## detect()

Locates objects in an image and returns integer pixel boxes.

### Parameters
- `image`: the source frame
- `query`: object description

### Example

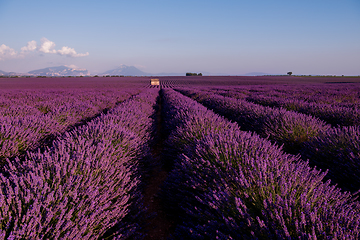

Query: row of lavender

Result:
[0,89,158,239]
[245,84,360,126]
[177,88,360,194]
[159,88,360,239]
[247,96,360,126]
[176,88,329,150]
[145,79,184,88]
[205,83,360,126]
[211,83,360,106]
[0,88,140,161]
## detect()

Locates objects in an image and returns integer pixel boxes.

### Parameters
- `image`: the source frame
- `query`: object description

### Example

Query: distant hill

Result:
[243,72,269,76]
[28,66,90,76]
[0,70,9,76]
[151,72,185,76]
[102,65,190,76]
[102,65,148,76]
[2,65,271,77]
[0,71,21,76]
[1,65,185,77]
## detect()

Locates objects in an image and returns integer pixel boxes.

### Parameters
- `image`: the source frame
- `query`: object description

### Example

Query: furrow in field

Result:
[142,90,175,239]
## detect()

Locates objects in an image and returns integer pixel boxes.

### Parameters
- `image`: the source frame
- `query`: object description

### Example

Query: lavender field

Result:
[0,76,360,239]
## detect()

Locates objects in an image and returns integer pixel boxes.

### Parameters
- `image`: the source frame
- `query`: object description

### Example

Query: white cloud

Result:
[38,37,57,54]
[1,38,89,60]
[0,44,18,60]
[21,40,37,52]
[57,46,89,57]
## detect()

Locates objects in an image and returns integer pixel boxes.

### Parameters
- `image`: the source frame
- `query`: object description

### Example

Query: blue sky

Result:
[0,0,359,75]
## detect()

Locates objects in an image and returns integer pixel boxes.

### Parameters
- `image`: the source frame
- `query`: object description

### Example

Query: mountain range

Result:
[0,70,23,76]
[100,65,191,76]
[101,65,148,76]
[0,70,8,76]
[0,65,269,77]
[28,66,90,76]
[0,66,89,77]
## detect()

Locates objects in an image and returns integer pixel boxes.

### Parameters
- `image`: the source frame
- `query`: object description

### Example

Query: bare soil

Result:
[142,91,175,239]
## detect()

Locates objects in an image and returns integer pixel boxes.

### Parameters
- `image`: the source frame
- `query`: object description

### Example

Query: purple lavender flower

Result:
[0,89,158,239]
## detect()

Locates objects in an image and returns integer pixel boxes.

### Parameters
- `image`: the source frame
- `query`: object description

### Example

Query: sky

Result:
[0,0,359,75]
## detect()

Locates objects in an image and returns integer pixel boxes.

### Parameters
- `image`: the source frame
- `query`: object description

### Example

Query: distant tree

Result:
[186,72,202,76]
[287,72,293,76]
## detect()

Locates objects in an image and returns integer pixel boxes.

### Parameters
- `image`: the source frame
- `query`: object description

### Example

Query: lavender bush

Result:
[0,89,158,239]
[207,83,360,126]
[247,95,360,126]
[0,89,140,161]
[177,88,330,153]
[160,88,360,239]
[301,126,360,193]
[178,87,360,195]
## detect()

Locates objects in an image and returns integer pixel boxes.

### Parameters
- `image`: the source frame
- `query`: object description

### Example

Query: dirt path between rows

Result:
[142,91,175,239]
